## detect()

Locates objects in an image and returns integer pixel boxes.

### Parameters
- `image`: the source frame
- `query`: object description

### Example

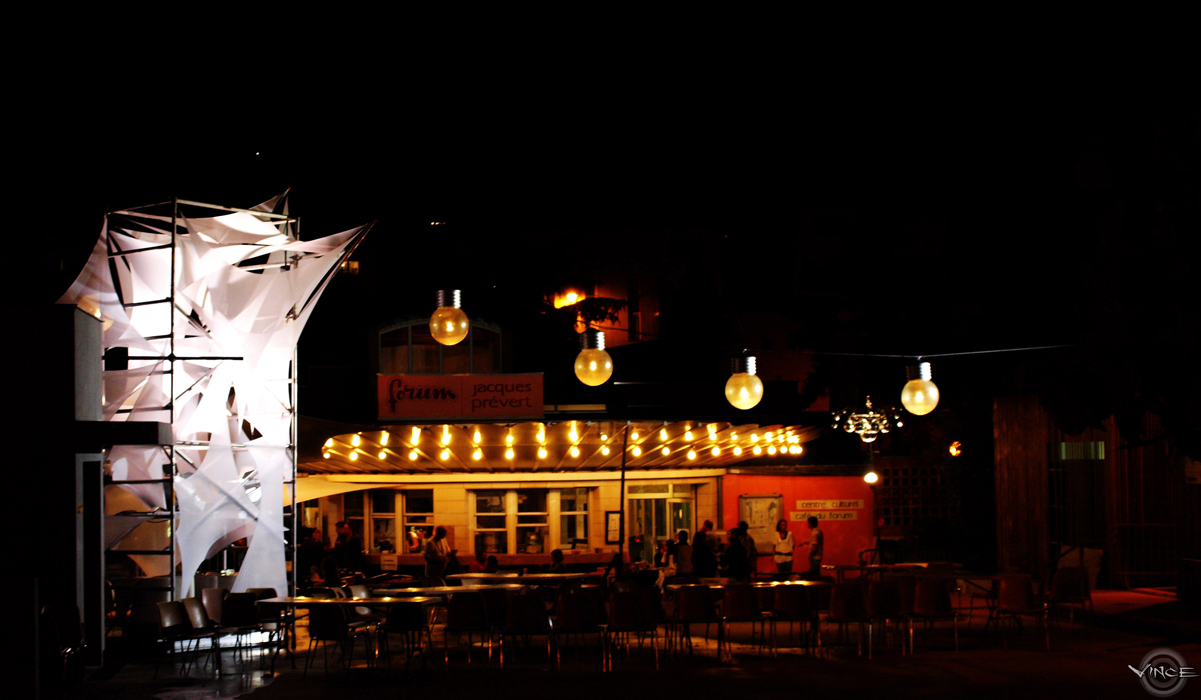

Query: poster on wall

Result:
[738,494,783,546]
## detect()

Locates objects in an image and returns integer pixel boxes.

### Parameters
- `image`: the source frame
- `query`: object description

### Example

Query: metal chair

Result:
[380,601,434,671]
[770,585,820,655]
[552,584,604,667]
[824,583,872,658]
[304,604,372,677]
[997,574,1048,650]
[604,591,658,672]
[502,586,556,666]
[444,590,493,665]
[1046,566,1092,626]
[909,578,959,653]
[867,580,906,655]
[721,584,770,660]
[671,585,721,657]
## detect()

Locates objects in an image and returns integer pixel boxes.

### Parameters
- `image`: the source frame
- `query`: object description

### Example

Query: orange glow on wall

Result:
[553,290,587,308]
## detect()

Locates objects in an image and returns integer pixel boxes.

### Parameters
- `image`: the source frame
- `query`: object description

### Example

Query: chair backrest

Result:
[222,592,259,627]
[385,601,428,632]
[912,579,953,617]
[554,586,590,632]
[1049,567,1089,602]
[772,585,814,620]
[507,587,551,634]
[722,584,760,621]
[182,597,211,630]
[157,601,188,634]
[478,587,510,628]
[307,604,352,641]
[827,583,868,621]
[446,591,488,631]
[246,588,277,600]
[998,574,1036,613]
[674,585,715,623]
[755,586,777,612]
[607,591,646,632]
[888,575,915,614]
[200,588,225,625]
[348,584,371,598]
[867,580,904,619]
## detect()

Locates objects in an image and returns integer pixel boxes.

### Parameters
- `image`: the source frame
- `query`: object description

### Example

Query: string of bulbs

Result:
[429,289,1070,420]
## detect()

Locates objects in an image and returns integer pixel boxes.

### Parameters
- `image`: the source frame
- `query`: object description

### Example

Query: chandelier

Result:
[832,396,903,443]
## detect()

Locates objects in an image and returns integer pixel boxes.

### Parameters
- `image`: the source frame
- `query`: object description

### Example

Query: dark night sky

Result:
[37,77,1199,439]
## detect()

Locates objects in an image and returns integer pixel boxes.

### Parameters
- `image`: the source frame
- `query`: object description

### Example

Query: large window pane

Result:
[379,328,409,374]
[560,487,588,512]
[343,491,364,517]
[517,490,547,513]
[517,526,549,554]
[476,490,505,513]
[371,490,396,514]
[561,513,588,549]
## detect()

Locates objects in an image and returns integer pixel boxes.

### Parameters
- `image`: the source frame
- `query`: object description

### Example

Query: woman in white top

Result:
[772,519,796,573]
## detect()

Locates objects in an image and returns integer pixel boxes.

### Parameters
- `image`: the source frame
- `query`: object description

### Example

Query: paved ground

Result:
[64,588,1201,700]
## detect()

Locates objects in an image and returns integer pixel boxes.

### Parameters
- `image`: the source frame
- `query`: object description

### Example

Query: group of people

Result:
[297,520,368,587]
[659,516,824,581]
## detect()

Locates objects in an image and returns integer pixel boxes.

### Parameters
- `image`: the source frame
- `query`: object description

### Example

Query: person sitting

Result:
[546,549,567,573]
[483,555,500,574]
[468,551,488,573]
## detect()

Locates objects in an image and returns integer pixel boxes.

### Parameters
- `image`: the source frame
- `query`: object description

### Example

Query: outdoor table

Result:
[373,583,525,597]
[256,595,441,671]
[822,563,927,583]
[446,572,589,585]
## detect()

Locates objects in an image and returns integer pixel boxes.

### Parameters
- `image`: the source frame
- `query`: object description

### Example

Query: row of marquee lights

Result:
[429,290,941,416]
[322,423,805,463]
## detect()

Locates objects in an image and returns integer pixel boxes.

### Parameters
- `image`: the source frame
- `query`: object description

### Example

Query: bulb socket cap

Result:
[436,289,462,309]
[580,329,605,350]
[906,362,932,381]
[730,354,757,376]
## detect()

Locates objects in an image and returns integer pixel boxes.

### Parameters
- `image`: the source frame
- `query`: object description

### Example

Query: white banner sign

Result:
[796,499,864,510]
[792,511,858,521]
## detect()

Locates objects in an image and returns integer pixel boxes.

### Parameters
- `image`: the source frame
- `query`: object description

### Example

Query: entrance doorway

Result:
[628,484,694,564]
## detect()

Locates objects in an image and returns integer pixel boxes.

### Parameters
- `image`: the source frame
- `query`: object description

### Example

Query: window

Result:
[471,488,592,554]
[402,490,434,553]
[560,487,589,550]
[341,489,434,553]
[378,320,502,374]
[475,490,508,554]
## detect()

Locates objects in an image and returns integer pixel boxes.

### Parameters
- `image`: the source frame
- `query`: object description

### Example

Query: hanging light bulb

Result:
[411,427,421,445]
[430,289,470,346]
[505,447,515,460]
[380,432,389,446]
[349,451,358,461]
[440,448,450,460]
[687,450,697,460]
[538,447,548,459]
[900,361,940,416]
[725,352,764,410]
[864,471,879,484]
[661,446,670,456]
[323,452,331,459]
[473,429,481,444]
[378,450,387,460]
[601,445,611,456]
[574,329,613,386]
[472,448,483,460]
[711,446,720,457]
[570,446,580,458]
[409,450,418,460]
[631,446,642,457]
[324,438,334,448]
[351,434,361,446]
[733,446,742,456]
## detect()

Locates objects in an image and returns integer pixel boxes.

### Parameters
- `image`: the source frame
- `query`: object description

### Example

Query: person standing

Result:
[738,520,758,579]
[423,525,453,579]
[674,530,694,576]
[723,526,750,581]
[800,516,823,578]
[772,519,796,574]
[692,520,717,578]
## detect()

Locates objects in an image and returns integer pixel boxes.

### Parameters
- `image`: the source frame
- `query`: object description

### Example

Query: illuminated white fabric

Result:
[60,193,367,596]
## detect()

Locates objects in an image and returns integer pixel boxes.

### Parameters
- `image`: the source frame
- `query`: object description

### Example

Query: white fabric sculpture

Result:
[61,193,369,596]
